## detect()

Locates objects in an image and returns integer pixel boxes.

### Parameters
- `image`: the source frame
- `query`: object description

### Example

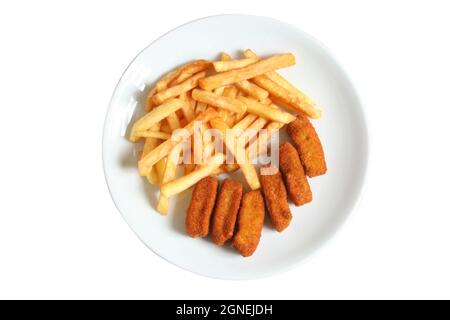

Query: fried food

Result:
[279,142,312,206]
[130,98,188,142]
[192,89,247,114]
[259,165,292,232]
[232,190,265,257]
[252,75,321,119]
[138,108,217,176]
[211,179,244,245]
[287,115,327,177]
[161,153,224,198]
[213,58,258,72]
[153,71,206,105]
[237,96,296,124]
[199,53,296,90]
[186,176,219,237]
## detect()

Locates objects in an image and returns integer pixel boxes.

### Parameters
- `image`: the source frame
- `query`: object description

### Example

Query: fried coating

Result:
[185,176,219,237]
[287,115,327,177]
[279,142,312,206]
[211,179,244,245]
[260,165,292,232]
[232,190,265,257]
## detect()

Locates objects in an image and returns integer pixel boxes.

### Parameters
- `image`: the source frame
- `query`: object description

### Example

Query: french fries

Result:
[252,75,321,118]
[129,49,324,217]
[210,118,260,190]
[138,108,217,176]
[156,60,210,92]
[153,71,206,105]
[235,80,269,100]
[130,98,187,142]
[134,131,172,140]
[244,49,321,118]
[199,53,295,90]
[213,58,258,72]
[237,96,296,123]
[157,143,183,214]
[161,153,225,198]
[192,89,246,114]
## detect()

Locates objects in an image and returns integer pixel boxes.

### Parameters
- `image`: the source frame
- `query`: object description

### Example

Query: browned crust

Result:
[259,165,292,232]
[232,190,265,257]
[287,115,327,177]
[185,176,219,237]
[279,142,312,206]
[211,179,244,245]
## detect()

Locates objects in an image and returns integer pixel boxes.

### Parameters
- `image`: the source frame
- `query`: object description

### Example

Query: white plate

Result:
[103,15,369,280]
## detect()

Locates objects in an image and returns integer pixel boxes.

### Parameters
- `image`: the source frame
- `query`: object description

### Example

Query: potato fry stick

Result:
[155,157,167,184]
[156,60,210,92]
[157,143,183,214]
[145,86,157,112]
[213,58,258,72]
[199,53,295,90]
[238,96,296,123]
[252,75,321,118]
[235,80,269,100]
[130,98,187,142]
[232,114,258,131]
[247,121,284,160]
[192,89,246,114]
[195,101,207,114]
[244,49,321,118]
[153,71,206,105]
[220,52,231,61]
[134,131,171,140]
[138,108,217,176]
[160,120,172,134]
[210,118,260,190]
[166,112,181,131]
[141,123,161,185]
[168,60,211,87]
[161,153,225,198]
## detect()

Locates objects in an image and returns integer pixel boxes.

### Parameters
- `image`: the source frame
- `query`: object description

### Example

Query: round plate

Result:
[103,14,369,279]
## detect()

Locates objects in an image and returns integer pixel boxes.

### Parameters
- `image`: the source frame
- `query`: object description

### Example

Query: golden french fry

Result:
[145,86,157,112]
[235,80,269,100]
[157,143,183,214]
[161,153,225,198]
[237,96,296,123]
[246,121,284,160]
[166,112,181,130]
[220,52,231,61]
[141,123,161,185]
[160,120,172,134]
[244,49,321,118]
[168,60,211,87]
[130,98,187,142]
[138,108,217,176]
[260,97,272,105]
[252,75,321,118]
[156,60,210,92]
[155,157,167,183]
[134,131,171,140]
[232,114,258,131]
[153,71,206,105]
[213,58,258,72]
[195,101,207,114]
[191,89,246,114]
[209,118,260,190]
[199,53,295,90]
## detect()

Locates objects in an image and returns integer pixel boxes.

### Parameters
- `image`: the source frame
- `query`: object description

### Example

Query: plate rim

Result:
[102,13,370,280]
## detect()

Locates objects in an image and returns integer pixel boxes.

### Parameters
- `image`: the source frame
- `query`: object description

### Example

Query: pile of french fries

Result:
[130,49,322,214]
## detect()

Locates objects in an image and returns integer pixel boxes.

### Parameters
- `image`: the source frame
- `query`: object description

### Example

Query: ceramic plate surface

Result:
[103,14,368,279]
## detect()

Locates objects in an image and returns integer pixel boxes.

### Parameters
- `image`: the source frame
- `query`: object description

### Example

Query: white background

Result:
[1,0,449,300]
